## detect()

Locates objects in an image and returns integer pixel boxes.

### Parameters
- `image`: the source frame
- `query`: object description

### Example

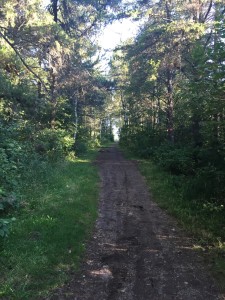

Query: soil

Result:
[48,145,224,300]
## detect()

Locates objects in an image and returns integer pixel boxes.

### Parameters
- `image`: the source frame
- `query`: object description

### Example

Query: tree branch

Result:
[203,0,213,22]
[0,31,48,92]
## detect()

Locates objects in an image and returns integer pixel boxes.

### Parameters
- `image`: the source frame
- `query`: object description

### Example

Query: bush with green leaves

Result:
[0,217,16,238]
[0,137,25,193]
[153,143,196,176]
[119,125,165,158]
[74,127,102,155]
[184,165,225,203]
[34,128,74,160]
[0,189,17,239]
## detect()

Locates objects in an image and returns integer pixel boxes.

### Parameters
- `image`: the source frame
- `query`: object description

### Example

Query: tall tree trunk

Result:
[50,69,57,128]
[166,70,174,143]
[120,90,128,126]
[192,114,202,147]
[73,95,78,141]
[51,0,58,22]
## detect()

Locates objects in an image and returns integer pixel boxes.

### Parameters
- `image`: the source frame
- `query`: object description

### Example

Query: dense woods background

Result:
[0,0,120,237]
[115,0,225,212]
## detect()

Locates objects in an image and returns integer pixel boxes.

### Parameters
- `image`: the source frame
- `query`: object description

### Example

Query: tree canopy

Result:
[115,0,225,203]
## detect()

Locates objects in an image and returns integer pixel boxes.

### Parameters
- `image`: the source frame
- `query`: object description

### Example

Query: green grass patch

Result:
[0,152,99,299]
[138,159,225,291]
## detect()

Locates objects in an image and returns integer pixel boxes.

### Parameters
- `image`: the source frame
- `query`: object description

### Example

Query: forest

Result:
[0,0,117,237]
[117,0,225,204]
[0,0,225,298]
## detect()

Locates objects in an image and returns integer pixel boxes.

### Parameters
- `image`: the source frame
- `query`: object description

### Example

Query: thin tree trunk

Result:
[50,70,57,129]
[73,96,78,141]
[192,114,202,147]
[166,70,174,143]
[51,0,58,22]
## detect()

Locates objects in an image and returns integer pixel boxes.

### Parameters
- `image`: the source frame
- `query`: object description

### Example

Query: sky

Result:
[42,0,139,64]
[97,18,139,52]
[96,18,139,71]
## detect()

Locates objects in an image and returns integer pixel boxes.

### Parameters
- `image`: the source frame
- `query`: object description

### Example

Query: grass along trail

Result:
[1,145,224,299]
[0,152,99,299]
[48,145,223,300]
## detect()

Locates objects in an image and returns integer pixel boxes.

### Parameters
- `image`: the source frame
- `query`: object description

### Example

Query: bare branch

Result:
[0,31,48,92]
[203,0,213,22]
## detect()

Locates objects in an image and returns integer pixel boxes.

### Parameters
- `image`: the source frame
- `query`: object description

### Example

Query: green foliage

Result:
[118,0,225,222]
[0,217,16,238]
[137,158,225,290]
[153,143,195,175]
[120,125,225,205]
[0,154,99,299]
[0,127,27,240]
[34,129,74,160]
[74,127,102,155]
[0,219,10,238]
[100,132,114,144]
[0,0,115,240]
[184,165,225,203]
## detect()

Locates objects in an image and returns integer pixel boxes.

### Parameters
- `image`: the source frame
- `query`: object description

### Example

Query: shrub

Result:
[34,129,74,160]
[183,165,225,203]
[153,143,195,175]
[0,217,16,238]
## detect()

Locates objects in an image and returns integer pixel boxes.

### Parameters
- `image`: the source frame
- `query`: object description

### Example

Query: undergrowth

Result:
[138,159,225,291]
[0,150,99,299]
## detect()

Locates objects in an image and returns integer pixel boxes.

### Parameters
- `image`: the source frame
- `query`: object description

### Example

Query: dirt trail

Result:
[49,145,223,300]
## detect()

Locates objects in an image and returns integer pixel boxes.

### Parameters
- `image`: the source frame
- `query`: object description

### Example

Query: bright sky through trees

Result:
[97,19,139,66]
[98,19,138,51]
[42,0,139,68]
[41,0,139,141]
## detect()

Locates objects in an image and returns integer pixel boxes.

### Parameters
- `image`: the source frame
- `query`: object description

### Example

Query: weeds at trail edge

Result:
[0,153,99,299]
[138,159,225,292]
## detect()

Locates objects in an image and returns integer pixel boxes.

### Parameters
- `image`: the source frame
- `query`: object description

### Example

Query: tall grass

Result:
[138,159,225,290]
[0,154,99,299]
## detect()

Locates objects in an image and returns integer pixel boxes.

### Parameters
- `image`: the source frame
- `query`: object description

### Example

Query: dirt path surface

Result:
[49,145,223,300]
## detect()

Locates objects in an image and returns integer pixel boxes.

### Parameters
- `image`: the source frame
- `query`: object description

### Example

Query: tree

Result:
[116,0,225,200]
[0,0,117,211]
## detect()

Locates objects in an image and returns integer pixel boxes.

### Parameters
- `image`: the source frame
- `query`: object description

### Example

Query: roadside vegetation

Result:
[0,1,116,297]
[0,0,117,241]
[138,159,225,290]
[0,150,100,299]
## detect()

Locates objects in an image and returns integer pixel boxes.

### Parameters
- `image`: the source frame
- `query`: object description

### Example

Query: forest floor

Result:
[47,145,224,300]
